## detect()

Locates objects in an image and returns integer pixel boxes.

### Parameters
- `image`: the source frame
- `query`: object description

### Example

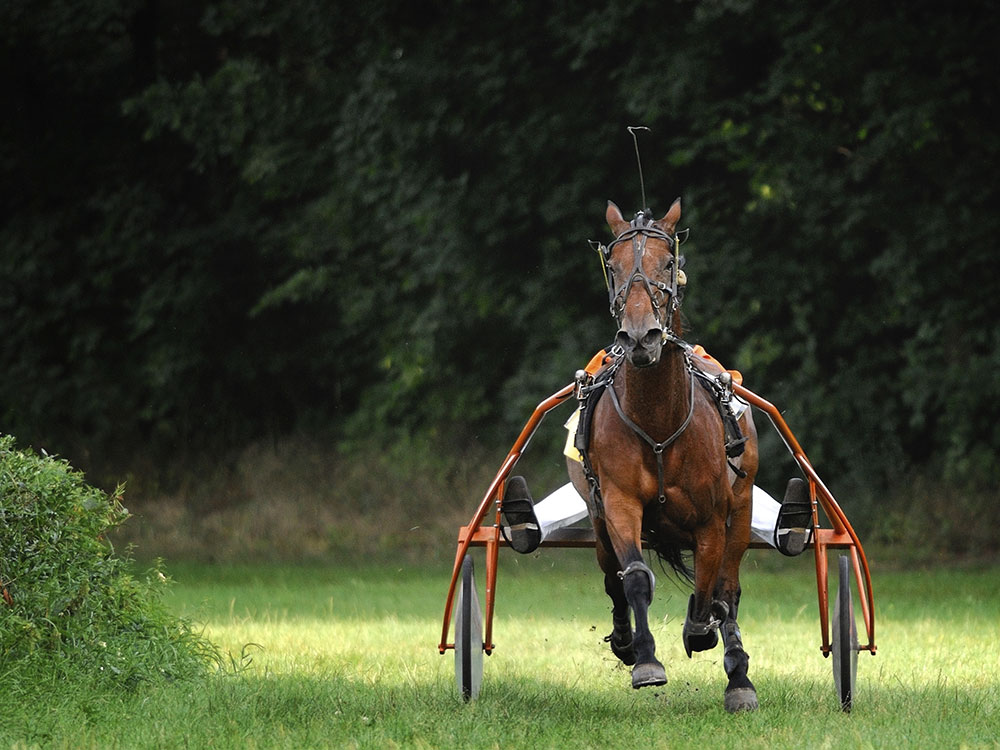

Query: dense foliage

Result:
[0,435,215,684]
[1,1,997,498]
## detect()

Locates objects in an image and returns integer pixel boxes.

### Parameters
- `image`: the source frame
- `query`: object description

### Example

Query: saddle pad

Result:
[564,407,583,462]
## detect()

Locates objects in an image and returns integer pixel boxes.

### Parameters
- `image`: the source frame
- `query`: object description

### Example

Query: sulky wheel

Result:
[454,555,484,701]
[831,554,860,711]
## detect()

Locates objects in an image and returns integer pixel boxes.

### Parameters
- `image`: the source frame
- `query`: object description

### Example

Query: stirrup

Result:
[499,476,541,554]
[774,477,813,556]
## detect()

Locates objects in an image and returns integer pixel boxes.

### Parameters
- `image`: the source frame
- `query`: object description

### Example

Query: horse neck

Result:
[621,340,691,438]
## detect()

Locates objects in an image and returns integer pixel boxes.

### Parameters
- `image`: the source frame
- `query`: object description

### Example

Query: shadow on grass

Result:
[12,666,997,750]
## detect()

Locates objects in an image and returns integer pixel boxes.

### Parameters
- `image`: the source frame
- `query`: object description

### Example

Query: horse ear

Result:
[606,201,628,236]
[658,197,682,232]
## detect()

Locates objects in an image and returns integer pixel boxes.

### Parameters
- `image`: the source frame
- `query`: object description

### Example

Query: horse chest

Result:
[650,483,728,532]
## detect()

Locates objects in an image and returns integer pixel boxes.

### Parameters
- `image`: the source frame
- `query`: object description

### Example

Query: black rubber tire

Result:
[455,555,483,701]
[832,554,859,711]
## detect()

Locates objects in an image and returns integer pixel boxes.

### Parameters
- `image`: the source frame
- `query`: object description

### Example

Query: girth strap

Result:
[574,355,622,520]
[690,367,749,478]
[606,365,696,504]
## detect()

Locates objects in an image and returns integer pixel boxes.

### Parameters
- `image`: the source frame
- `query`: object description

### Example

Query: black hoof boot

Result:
[604,626,636,666]
[775,477,812,557]
[682,595,726,657]
[500,476,541,554]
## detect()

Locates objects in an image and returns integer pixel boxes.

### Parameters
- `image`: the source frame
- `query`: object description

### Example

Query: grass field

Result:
[5,550,999,749]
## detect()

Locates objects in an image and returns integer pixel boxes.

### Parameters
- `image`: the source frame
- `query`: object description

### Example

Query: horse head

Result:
[603,198,684,367]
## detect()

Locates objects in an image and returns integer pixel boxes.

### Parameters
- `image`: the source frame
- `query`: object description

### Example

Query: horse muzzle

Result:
[615,326,663,368]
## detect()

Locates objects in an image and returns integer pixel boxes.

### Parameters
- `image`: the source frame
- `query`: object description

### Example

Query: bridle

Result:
[593,211,689,347]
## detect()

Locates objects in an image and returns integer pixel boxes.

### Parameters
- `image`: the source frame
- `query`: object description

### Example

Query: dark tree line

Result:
[2,0,998,498]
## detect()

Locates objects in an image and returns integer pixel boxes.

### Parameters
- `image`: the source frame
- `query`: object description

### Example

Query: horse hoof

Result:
[724,687,758,713]
[631,661,667,689]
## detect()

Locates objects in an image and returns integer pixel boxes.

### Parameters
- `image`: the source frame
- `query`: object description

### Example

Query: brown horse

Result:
[569,198,760,712]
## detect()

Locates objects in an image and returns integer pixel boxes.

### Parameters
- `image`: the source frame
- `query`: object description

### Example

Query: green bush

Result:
[0,435,216,686]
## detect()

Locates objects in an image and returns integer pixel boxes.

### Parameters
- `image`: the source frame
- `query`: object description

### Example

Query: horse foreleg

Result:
[682,520,728,656]
[601,503,666,689]
[619,552,666,688]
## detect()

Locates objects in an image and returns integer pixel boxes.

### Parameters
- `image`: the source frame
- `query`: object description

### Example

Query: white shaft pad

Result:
[534,482,780,547]
[533,482,590,539]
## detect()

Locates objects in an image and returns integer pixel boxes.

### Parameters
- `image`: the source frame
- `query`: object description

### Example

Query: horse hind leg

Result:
[717,515,758,712]
[596,534,636,666]
[720,606,758,712]
[603,573,637,666]
[717,580,757,713]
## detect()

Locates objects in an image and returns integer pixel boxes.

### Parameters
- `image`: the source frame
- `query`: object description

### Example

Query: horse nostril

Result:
[641,328,663,349]
[615,329,635,351]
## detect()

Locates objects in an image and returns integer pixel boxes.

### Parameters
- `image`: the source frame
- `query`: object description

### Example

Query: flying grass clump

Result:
[0,435,217,686]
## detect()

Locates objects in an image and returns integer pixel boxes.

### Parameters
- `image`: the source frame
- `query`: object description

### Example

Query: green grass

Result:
[3,552,999,749]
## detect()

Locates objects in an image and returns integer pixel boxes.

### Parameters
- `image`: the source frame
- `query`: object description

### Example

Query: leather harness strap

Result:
[606,362,696,505]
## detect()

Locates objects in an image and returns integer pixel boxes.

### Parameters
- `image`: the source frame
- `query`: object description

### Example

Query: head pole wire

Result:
[627,125,651,212]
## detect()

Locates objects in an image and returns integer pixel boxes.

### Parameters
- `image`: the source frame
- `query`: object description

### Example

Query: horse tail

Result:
[642,529,694,585]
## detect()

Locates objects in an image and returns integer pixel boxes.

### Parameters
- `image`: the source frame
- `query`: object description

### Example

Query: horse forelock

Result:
[630,210,653,229]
